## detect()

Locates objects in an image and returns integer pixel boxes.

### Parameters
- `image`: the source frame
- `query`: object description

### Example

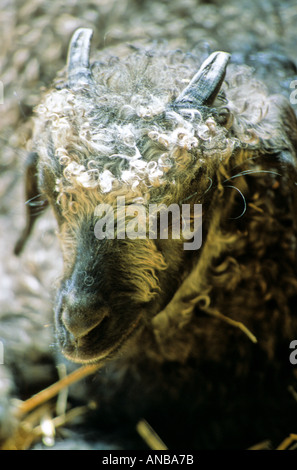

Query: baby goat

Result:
[14,28,297,449]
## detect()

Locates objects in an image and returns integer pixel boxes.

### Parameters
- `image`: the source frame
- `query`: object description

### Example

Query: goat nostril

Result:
[61,306,109,339]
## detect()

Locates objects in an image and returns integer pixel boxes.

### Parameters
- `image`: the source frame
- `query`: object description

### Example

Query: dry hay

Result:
[0,364,168,451]
[1,365,296,450]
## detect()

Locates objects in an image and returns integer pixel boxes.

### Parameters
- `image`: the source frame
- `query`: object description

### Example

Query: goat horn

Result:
[174,51,231,107]
[67,27,94,87]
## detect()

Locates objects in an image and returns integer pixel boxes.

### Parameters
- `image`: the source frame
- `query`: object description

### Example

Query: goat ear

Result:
[14,152,48,255]
[264,94,297,162]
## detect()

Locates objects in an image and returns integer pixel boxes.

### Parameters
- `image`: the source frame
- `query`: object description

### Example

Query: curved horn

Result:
[175,51,231,107]
[67,28,94,87]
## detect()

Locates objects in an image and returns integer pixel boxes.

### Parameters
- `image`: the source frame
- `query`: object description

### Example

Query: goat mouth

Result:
[58,313,143,364]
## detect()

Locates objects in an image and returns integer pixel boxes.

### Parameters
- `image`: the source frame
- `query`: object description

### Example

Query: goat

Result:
[13,28,297,449]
